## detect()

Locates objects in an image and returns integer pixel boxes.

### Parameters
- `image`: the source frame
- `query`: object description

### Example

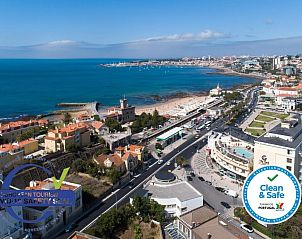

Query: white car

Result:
[240,224,254,233]
[158,159,163,164]
[166,161,171,166]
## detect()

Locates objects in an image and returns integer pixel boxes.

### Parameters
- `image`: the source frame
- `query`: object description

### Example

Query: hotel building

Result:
[254,117,302,183]
[44,123,91,153]
[207,128,255,182]
[23,179,82,239]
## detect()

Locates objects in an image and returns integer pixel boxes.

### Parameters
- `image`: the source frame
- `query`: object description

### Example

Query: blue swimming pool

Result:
[233,147,253,159]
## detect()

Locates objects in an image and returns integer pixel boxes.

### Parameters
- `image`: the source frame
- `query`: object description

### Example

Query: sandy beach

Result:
[135,95,208,115]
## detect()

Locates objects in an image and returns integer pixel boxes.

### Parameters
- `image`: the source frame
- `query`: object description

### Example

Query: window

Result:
[287,158,292,163]
[286,166,292,171]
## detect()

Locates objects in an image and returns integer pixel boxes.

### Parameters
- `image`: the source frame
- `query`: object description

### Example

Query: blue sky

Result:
[0,0,301,57]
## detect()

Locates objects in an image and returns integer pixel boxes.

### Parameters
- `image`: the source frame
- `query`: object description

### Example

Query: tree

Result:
[106,168,122,184]
[155,143,163,150]
[64,112,72,124]
[105,118,123,132]
[16,128,35,142]
[93,114,101,121]
[176,156,187,166]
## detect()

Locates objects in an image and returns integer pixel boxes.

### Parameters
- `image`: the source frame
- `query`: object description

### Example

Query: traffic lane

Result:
[57,132,206,238]
[189,177,243,213]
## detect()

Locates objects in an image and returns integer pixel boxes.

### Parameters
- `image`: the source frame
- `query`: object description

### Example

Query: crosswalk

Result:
[193,150,212,174]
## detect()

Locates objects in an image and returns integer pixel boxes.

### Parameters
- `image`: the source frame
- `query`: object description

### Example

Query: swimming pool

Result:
[233,147,253,159]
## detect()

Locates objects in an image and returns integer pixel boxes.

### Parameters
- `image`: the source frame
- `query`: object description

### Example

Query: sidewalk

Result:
[191,147,243,196]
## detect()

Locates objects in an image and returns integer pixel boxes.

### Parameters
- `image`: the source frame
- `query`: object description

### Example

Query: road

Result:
[56,88,260,239]
[55,127,213,239]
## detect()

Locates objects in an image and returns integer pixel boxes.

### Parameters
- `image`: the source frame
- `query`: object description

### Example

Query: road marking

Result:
[80,134,208,232]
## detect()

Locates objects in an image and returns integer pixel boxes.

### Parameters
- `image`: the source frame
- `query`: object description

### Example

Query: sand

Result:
[135,95,208,115]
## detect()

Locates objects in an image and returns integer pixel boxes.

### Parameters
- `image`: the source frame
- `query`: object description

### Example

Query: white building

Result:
[23,179,82,239]
[136,171,203,217]
[208,128,255,182]
[0,206,25,239]
[254,117,302,183]
[209,84,223,96]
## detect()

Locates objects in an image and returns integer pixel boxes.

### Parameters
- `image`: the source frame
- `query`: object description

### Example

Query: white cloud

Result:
[46,40,77,46]
[143,30,229,42]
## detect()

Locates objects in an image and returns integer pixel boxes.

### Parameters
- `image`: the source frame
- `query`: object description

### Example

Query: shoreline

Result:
[1,66,263,121]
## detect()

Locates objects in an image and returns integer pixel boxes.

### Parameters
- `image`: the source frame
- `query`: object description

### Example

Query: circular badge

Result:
[242,166,301,224]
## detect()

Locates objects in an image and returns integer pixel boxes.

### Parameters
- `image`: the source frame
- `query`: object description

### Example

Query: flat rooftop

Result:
[256,119,302,148]
[145,180,202,202]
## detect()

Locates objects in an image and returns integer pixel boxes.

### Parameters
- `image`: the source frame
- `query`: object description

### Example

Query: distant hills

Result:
[1,36,302,58]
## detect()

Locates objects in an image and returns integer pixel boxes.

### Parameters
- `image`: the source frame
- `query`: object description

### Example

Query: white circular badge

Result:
[242,166,301,224]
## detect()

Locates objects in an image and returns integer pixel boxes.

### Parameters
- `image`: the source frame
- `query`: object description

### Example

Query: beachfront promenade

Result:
[143,98,224,141]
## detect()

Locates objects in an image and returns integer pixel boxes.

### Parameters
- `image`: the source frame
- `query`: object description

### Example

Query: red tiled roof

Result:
[95,154,125,167]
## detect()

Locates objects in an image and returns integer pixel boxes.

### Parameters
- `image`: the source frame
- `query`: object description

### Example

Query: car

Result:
[65,223,77,233]
[166,161,171,166]
[205,180,212,185]
[198,176,205,181]
[220,201,231,209]
[128,182,134,189]
[158,159,163,164]
[187,176,193,181]
[190,172,195,177]
[240,224,254,233]
[215,187,225,192]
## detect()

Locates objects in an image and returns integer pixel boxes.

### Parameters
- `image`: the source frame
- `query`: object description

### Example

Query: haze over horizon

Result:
[1,0,302,58]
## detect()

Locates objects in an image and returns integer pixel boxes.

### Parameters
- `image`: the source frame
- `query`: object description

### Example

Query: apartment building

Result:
[0,119,48,143]
[0,206,26,239]
[44,123,91,153]
[254,117,302,183]
[23,179,82,239]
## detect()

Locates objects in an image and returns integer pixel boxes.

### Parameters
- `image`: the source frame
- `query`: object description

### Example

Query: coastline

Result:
[207,65,266,80]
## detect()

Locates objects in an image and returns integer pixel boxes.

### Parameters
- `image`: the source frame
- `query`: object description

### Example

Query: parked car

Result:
[220,201,231,209]
[187,176,193,181]
[198,176,205,181]
[190,172,195,177]
[215,187,225,192]
[158,159,163,164]
[225,189,238,198]
[166,161,171,166]
[240,224,254,233]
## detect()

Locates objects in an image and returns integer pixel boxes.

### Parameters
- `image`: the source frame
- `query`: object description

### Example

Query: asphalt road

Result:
[56,88,259,239]
[56,127,212,239]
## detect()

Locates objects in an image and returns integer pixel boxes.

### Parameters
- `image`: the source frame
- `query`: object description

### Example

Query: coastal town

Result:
[1,54,302,239]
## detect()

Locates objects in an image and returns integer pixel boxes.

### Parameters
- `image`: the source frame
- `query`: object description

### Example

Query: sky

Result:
[0,0,302,58]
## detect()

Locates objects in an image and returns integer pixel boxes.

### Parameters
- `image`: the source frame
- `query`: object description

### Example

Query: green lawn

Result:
[245,127,266,136]
[255,115,275,122]
[249,121,265,128]
[275,113,289,120]
[260,111,276,117]
[260,111,289,120]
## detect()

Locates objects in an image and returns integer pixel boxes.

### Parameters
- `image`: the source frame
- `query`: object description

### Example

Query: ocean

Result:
[0,59,256,118]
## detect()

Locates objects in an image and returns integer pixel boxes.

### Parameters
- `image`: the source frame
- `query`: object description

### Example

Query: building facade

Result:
[254,118,302,183]
[23,179,82,239]
[208,128,255,182]
[0,206,25,239]
[44,123,91,153]
[107,98,136,124]
[0,120,48,143]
